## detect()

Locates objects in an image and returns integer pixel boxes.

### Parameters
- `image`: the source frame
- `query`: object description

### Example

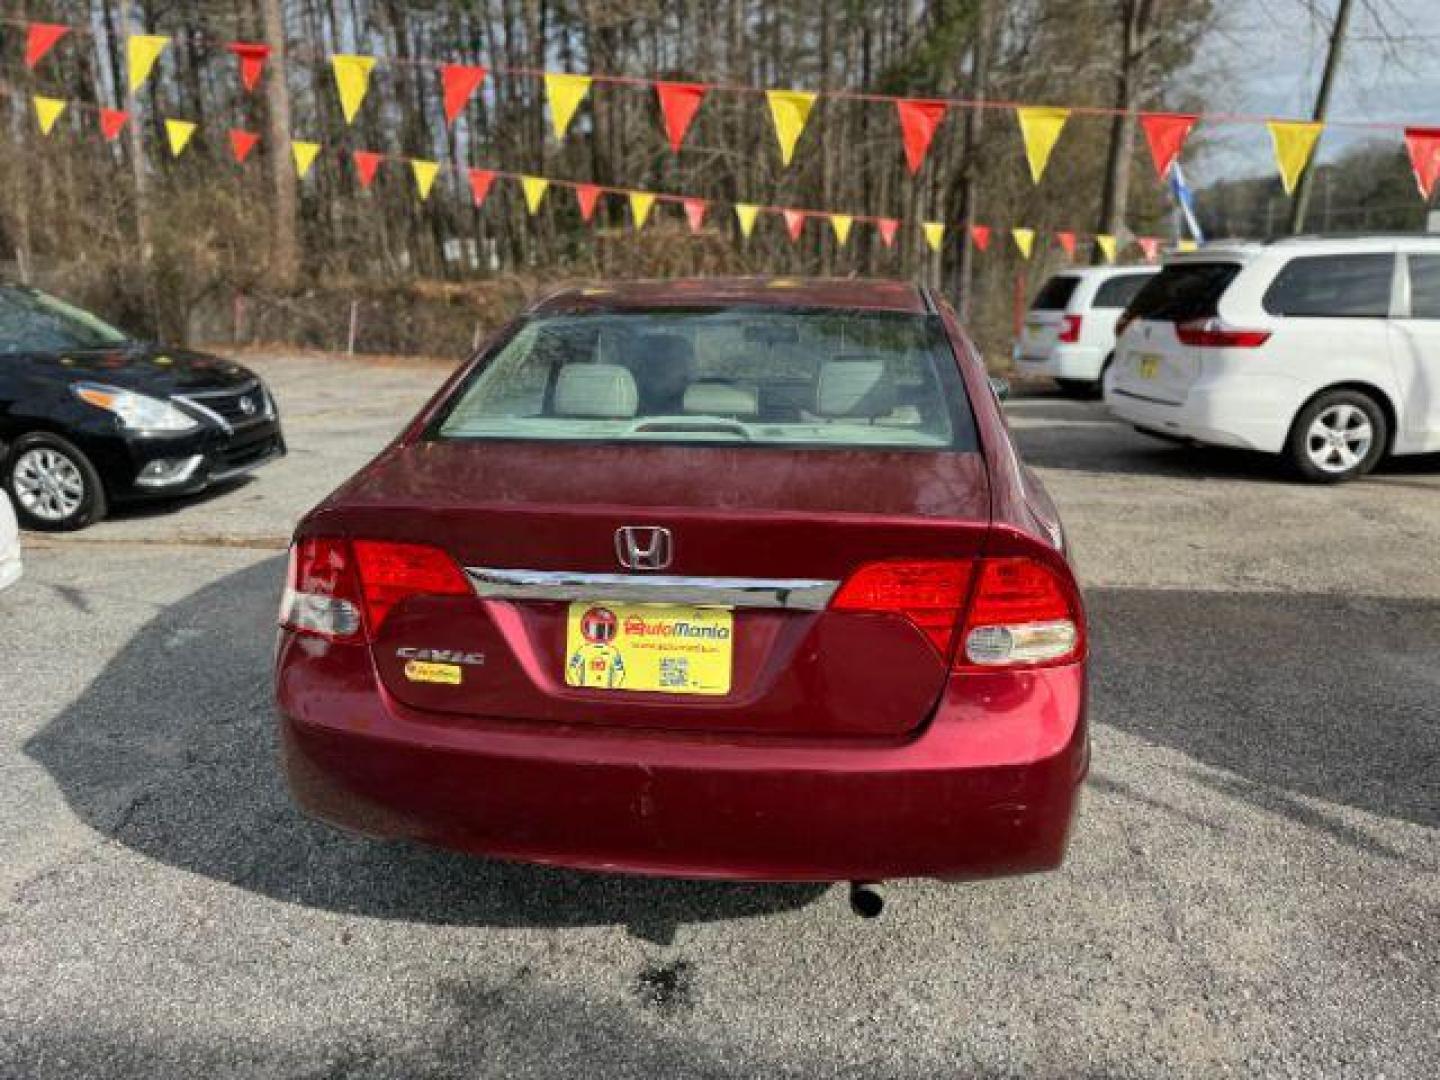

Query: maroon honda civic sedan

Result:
[275,278,1087,901]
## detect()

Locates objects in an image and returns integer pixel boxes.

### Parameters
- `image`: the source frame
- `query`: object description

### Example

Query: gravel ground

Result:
[1,355,1436,1078]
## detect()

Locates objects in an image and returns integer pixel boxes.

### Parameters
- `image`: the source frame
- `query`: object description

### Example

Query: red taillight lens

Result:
[1175,318,1271,349]
[352,540,470,632]
[279,537,364,641]
[959,557,1084,669]
[831,560,973,655]
[1058,314,1083,343]
[279,537,469,641]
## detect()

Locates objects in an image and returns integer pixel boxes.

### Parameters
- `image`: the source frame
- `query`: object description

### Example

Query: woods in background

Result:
[3,0,1217,357]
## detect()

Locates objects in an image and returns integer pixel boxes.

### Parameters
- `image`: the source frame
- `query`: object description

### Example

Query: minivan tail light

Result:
[830,560,973,655]
[279,537,364,641]
[1174,318,1271,349]
[352,539,471,633]
[959,557,1084,669]
[1058,314,1083,343]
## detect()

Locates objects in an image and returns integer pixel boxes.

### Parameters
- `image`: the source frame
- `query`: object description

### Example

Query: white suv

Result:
[1107,236,1440,482]
[1014,265,1158,396]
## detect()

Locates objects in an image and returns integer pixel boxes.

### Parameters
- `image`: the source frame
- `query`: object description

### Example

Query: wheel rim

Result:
[12,447,86,522]
[1305,403,1373,474]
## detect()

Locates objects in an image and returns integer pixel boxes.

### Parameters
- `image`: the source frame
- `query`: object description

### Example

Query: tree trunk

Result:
[951,0,993,318]
[259,0,300,287]
[1094,0,1161,261]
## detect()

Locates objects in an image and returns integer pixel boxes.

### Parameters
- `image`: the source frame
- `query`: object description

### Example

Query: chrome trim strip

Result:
[465,567,839,610]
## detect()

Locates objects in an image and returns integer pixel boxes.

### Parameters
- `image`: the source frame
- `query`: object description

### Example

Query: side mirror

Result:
[988,375,1011,402]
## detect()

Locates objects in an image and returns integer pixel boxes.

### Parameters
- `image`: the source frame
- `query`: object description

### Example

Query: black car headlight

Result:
[73,383,199,433]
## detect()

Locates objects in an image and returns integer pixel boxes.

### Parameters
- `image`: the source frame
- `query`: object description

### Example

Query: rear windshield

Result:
[1093,273,1154,309]
[1127,262,1240,322]
[434,308,974,451]
[0,287,130,354]
[1031,276,1080,311]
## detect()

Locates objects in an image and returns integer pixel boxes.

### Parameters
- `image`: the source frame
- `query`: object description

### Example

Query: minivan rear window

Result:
[1030,276,1080,311]
[434,308,975,451]
[1126,262,1240,322]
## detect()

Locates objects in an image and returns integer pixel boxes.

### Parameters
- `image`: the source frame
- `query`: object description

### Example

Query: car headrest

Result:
[552,363,638,418]
[683,381,759,418]
[815,356,895,418]
[634,333,694,369]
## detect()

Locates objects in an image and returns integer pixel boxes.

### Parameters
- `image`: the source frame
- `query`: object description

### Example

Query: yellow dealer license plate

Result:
[1138,354,1161,378]
[564,602,733,695]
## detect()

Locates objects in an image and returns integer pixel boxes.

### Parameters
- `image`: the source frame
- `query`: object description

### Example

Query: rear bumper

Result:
[1106,375,1296,453]
[1014,344,1107,380]
[276,635,1088,882]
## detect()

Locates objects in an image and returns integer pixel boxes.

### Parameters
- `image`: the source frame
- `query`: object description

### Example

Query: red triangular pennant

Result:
[782,210,806,242]
[98,108,129,141]
[1055,230,1076,258]
[682,198,707,233]
[352,151,383,189]
[575,184,602,222]
[1140,112,1197,180]
[655,82,706,152]
[226,42,270,93]
[895,99,948,174]
[25,23,70,69]
[1404,127,1440,200]
[467,168,496,207]
[441,64,487,125]
[877,218,900,248]
[228,129,259,163]
[1138,236,1161,262]
[969,225,991,251]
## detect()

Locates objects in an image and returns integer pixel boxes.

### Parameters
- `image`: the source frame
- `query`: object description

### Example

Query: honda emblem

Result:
[615,526,673,571]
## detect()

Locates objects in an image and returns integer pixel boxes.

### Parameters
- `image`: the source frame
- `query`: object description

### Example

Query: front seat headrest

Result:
[815,356,896,419]
[553,363,638,418]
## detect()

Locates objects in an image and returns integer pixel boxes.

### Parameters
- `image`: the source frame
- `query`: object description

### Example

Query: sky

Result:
[1185,0,1440,183]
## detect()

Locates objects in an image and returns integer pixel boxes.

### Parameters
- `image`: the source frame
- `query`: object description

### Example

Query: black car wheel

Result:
[5,432,108,530]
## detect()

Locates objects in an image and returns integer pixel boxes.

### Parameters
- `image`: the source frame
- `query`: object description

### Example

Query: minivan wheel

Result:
[5,433,108,530]
[1285,390,1387,483]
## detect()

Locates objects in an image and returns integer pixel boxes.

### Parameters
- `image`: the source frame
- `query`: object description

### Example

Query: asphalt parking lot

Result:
[2,353,1437,1078]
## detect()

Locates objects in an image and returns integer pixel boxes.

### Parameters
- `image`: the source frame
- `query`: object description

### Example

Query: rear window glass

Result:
[1263,254,1394,318]
[434,308,974,451]
[1127,262,1240,322]
[1031,276,1080,311]
[1092,273,1153,309]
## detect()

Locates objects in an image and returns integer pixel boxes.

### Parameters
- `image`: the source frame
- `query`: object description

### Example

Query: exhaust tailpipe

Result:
[848,881,885,919]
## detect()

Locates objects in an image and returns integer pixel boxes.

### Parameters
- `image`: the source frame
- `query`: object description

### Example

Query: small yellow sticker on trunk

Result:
[404,660,462,685]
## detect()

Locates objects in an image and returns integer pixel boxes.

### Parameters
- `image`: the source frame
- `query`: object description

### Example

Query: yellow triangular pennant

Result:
[291,140,320,178]
[734,203,760,239]
[411,159,440,200]
[923,221,945,253]
[126,34,169,94]
[1012,228,1035,259]
[1096,234,1118,263]
[545,74,592,139]
[331,54,377,125]
[1267,120,1323,195]
[164,119,196,157]
[33,96,66,135]
[830,214,853,247]
[629,191,656,229]
[766,90,817,166]
[1015,106,1070,184]
[521,176,549,214]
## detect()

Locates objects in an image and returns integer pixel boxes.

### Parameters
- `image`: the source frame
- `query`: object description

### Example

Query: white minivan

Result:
[1107,236,1440,481]
[1014,265,1158,396]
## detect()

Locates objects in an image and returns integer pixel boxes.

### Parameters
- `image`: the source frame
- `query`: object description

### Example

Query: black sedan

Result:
[0,284,285,530]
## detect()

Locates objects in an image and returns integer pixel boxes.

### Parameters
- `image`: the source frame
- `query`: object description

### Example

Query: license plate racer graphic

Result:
[564,602,733,695]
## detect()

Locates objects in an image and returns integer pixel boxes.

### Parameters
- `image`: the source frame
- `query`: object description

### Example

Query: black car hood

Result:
[14,343,258,395]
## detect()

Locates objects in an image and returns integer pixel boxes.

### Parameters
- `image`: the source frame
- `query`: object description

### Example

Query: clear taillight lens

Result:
[959,557,1084,669]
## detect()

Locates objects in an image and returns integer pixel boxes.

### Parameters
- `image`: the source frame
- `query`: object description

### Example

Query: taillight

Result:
[279,537,364,641]
[279,537,469,641]
[830,560,973,655]
[1058,314,1083,343]
[959,558,1084,669]
[1174,318,1271,349]
[830,555,1084,669]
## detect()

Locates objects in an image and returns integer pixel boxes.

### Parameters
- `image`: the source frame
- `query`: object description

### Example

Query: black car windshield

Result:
[434,308,974,450]
[0,287,130,354]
